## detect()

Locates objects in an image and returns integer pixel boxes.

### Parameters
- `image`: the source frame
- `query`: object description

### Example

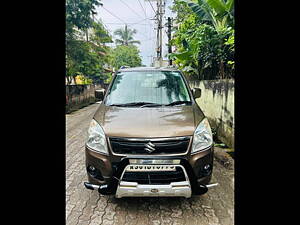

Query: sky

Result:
[95,0,175,66]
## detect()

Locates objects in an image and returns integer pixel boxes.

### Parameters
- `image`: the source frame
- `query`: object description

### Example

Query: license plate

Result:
[126,165,176,172]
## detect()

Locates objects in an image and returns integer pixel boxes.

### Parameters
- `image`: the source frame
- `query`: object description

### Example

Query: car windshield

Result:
[105,71,191,106]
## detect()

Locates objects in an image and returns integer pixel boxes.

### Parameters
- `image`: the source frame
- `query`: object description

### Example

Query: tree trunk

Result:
[219,61,225,79]
[66,76,71,85]
[73,76,77,85]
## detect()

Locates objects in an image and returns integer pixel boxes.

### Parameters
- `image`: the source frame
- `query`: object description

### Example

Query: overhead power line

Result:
[101,5,153,41]
[130,17,154,25]
[100,3,156,53]
[137,0,147,18]
[118,0,144,20]
[101,6,127,24]
[146,0,156,14]
[105,22,153,26]
[103,16,154,26]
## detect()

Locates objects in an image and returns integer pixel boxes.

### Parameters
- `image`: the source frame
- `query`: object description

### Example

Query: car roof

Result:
[117,66,180,73]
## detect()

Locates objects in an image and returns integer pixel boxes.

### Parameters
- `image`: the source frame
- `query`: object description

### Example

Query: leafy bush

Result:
[170,0,234,80]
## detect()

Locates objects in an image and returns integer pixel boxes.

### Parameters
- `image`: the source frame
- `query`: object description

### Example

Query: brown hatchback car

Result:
[84,67,217,198]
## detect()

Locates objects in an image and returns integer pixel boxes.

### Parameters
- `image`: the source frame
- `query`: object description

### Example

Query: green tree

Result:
[66,21,112,84]
[66,0,114,84]
[171,0,194,24]
[114,25,141,46]
[111,45,142,70]
[66,0,102,38]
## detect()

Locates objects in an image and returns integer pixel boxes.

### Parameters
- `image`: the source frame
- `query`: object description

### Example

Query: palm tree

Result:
[186,0,234,31]
[113,25,141,46]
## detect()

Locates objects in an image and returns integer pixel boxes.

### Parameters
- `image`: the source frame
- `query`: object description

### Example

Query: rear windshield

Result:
[105,71,191,105]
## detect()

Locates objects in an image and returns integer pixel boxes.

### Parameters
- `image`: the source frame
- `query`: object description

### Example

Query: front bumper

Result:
[84,145,214,196]
[115,163,192,198]
[116,181,192,198]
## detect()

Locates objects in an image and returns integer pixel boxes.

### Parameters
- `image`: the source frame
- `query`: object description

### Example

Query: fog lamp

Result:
[204,164,211,170]
[87,165,104,180]
[89,165,96,171]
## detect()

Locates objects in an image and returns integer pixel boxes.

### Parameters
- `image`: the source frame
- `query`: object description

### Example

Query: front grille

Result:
[122,167,186,184]
[109,136,191,155]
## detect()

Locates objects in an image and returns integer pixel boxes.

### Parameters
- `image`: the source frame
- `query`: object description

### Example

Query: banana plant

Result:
[183,0,234,32]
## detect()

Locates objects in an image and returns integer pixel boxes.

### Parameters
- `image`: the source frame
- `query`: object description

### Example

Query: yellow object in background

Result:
[75,74,93,84]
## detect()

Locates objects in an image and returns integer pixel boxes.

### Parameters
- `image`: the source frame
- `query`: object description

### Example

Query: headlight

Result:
[86,119,108,154]
[191,118,213,154]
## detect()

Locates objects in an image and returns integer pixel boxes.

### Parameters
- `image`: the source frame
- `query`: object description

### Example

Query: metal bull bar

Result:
[84,181,218,196]
[83,157,218,197]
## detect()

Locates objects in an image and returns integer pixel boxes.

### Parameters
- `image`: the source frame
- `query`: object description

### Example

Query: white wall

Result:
[189,79,234,147]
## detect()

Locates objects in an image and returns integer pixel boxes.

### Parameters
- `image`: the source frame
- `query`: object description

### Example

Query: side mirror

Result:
[192,88,201,99]
[95,89,105,101]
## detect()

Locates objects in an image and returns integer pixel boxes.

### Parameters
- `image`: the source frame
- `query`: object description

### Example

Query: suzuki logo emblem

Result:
[144,141,156,153]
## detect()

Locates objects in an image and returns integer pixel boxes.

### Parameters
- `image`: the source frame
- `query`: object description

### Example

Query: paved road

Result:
[66,103,234,225]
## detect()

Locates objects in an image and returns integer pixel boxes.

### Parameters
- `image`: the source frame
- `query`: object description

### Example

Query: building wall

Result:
[66,84,102,113]
[189,79,234,148]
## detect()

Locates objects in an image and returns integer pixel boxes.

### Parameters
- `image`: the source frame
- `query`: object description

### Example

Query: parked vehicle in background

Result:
[84,67,217,198]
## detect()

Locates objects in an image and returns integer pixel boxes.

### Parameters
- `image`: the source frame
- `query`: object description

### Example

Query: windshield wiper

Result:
[109,101,191,107]
[108,102,158,107]
[140,103,164,108]
[165,100,192,106]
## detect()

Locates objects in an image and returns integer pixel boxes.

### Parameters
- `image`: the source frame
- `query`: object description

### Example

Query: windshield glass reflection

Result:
[105,71,191,105]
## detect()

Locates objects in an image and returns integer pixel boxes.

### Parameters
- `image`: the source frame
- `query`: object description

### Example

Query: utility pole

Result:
[167,17,172,65]
[156,0,161,59]
[155,0,164,66]
[124,24,128,46]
